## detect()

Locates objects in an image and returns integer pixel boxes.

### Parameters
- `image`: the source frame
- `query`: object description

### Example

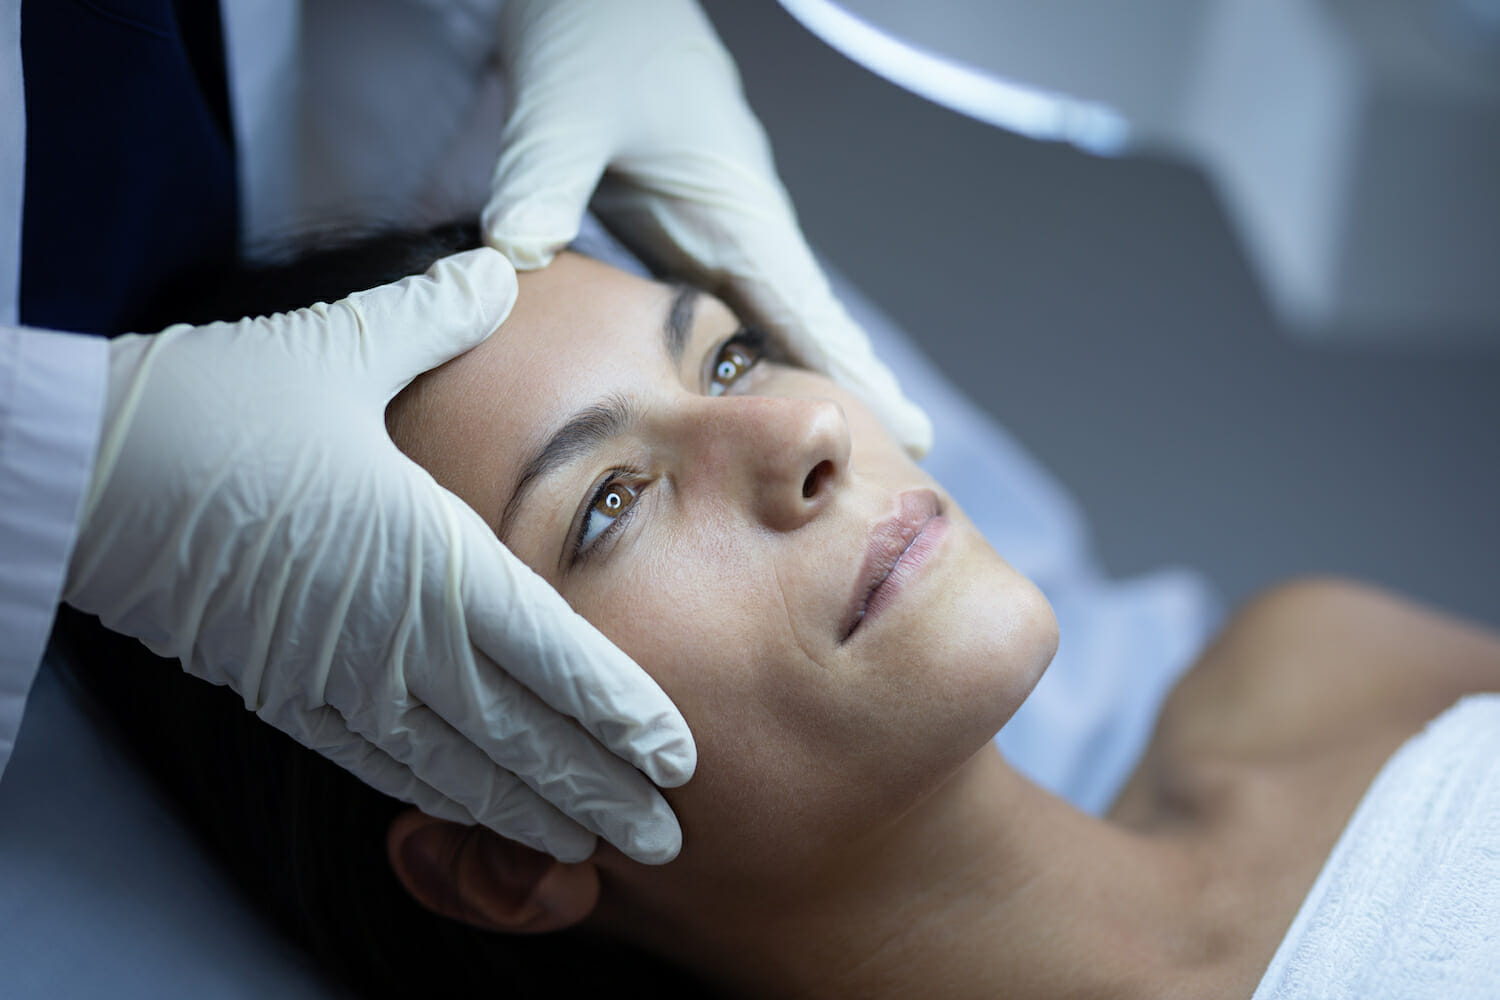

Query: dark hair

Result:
[57,222,717,999]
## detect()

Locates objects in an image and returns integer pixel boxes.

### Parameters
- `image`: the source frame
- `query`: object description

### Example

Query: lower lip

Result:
[856,515,948,634]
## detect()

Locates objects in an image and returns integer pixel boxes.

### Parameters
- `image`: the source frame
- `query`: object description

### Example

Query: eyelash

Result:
[571,328,773,562]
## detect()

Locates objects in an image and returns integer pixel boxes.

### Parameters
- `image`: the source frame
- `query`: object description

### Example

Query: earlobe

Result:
[386,809,600,934]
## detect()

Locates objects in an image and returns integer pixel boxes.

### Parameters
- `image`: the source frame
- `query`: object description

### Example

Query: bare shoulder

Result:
[1109,579,1500,991]
[1149,576,1500,763]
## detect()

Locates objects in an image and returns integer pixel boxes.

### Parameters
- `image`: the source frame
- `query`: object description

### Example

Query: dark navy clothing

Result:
[19,0,238,336]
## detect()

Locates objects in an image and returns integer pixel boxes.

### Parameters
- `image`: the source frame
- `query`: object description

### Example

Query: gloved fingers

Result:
[332,247,518,395]
[384,499,689,863]
[305,714,480,826]
[272,701,608,863]
[448,501,696,791]
[399,666,684,865]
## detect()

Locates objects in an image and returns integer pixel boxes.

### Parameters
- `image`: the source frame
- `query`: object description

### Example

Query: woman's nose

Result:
[682,395,850,532]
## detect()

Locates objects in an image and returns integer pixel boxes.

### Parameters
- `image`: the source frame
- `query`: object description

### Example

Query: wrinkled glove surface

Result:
[483,0,933,455]
[65,248,695,864]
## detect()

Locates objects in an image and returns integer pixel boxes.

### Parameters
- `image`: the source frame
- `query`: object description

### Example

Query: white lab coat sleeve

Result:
[0,325,107,779]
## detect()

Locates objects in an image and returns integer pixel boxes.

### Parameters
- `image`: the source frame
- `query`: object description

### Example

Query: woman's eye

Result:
[578,478,639,552]
[708,329,766,396]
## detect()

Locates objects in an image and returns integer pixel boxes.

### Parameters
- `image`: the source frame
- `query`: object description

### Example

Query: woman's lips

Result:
[841,489,947,642]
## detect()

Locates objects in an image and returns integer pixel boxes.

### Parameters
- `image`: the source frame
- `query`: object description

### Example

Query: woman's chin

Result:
[924,560,1058,739]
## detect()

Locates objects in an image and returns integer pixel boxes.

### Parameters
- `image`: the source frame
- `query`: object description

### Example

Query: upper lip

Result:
[841,489,941,641]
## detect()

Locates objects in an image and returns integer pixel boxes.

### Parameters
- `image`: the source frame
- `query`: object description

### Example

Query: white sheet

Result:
[1254,695,1500,999]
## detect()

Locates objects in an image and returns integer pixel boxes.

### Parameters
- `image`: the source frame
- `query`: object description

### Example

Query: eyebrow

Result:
[496,284,701,544]
[664,283,698,369]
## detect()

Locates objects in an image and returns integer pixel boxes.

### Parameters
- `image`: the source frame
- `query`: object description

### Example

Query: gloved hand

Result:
[483,0,933,455]
[63,248,695,864]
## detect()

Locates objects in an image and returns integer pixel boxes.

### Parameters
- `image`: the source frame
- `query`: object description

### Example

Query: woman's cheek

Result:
[575,529,734,678]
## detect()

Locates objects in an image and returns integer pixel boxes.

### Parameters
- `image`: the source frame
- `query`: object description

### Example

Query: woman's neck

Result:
[621,746,1235,999]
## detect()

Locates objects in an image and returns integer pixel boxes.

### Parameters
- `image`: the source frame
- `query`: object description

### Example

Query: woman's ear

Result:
[386,809,600,934]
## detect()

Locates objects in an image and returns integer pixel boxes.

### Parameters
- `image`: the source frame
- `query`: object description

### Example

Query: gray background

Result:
[702,1,1499,628]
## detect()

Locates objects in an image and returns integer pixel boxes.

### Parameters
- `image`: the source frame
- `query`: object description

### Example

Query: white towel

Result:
[1254,694,1500,1000]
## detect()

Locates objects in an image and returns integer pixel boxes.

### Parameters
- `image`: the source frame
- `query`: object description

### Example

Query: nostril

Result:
[802,460,834,499]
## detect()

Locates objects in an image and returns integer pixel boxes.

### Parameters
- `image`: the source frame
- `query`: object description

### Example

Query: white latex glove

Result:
[63,248,695,864]
[483,0,933,455]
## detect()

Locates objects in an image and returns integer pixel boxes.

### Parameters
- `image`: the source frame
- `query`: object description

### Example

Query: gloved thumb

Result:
[341,248,519,394]
[482,134,614,271]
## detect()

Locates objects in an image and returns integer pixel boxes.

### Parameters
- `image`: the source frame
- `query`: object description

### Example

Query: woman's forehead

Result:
[387,253,711,539]
[479,254,684,434]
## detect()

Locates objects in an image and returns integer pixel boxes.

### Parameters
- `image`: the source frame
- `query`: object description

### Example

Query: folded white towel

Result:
[1254,694,1500,999]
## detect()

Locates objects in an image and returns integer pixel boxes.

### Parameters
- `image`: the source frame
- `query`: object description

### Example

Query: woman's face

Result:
[388,253,1057,879]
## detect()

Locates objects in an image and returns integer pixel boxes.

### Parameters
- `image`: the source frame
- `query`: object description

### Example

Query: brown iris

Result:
[709,342,755,396]
[593,481,636,518]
